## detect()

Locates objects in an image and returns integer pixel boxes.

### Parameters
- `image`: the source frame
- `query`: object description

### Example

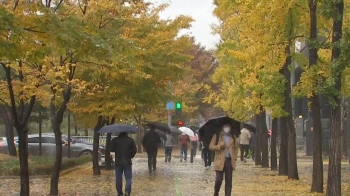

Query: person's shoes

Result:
[153,168,156,171]
[149,169,152,173]
[180,159,182,162]
[205,166,209,170]
[124,193,130,196]
[243,158,247,163]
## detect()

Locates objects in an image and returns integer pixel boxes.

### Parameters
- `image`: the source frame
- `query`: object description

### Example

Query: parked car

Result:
[42,133,106,155]
[0,134,102,159]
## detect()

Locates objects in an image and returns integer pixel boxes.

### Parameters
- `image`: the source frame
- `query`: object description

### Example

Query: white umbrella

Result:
[178,127,195,137]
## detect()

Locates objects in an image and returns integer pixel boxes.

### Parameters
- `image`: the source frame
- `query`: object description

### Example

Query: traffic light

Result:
[177,120,184,127]
[175,101,182,110]
[175,101,182,115]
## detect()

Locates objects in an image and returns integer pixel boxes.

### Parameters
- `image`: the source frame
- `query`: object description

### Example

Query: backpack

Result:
[180,135,189,146]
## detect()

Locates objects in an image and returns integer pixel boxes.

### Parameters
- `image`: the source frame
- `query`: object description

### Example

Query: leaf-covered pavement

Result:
[0,155,349,196]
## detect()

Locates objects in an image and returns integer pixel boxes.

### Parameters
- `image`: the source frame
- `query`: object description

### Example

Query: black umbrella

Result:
[155,130,167,140]
[147,122,171,133]
[98,124,137,134]
[244,121,256,133]
[198,116,241,141]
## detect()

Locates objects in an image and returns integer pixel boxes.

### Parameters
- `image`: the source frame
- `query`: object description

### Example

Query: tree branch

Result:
[2,63,20,126]
[22,96,36,127]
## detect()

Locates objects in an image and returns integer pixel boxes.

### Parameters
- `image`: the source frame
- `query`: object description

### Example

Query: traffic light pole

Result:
[168,112,172,127]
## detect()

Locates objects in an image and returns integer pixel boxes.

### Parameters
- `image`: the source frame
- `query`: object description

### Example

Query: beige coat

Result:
[209,131,239,171]
[239,128,251,145]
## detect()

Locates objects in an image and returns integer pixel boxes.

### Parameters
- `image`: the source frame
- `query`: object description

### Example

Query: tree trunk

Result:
[93,116,103,175]
[341,118,348,160]
[74,126,78,136]
[0,106,17,156]
[283,46,299,180]
[84,128,88,136]
[341,97,347,160]
[254,116,262,166]
[326,1,344,195]
[104,116,115,170]
[105,133,112,170]
[4,115,17,156]
[279,116,289,176]
[68,113,71,158]
[134,114,143,153]
[49,121,63,195]
[39,109,42,156]
[310,95,323,191]
[258,110,269,168]
[278,50,289,176]
[271,118,278,171]
[308,0,323,191]
[73,115,78,136]
[17,127,30,196]
[2,59,36,196]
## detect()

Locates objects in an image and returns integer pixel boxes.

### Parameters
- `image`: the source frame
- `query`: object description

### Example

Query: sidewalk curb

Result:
[0,175,51,179]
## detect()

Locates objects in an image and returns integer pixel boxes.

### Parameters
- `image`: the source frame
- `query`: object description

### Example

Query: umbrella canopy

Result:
[198,116,241,141]
[198,124,221,144]
[155,130,167,140]
[244,121,256,133]
[178,127,195,137]
[147,122,171,133]
[98,124,137,134]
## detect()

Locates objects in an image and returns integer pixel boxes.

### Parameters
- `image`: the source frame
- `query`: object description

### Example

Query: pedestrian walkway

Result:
[1,157,349,196]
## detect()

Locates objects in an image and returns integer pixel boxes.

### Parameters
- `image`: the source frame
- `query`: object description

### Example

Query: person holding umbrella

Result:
[209,122,239,196]
[179,132,191,162]
[190,130,199,157]
[142,125,161,172]
[110,132,137,196]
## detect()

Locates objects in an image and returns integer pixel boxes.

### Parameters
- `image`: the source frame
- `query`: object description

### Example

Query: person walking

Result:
[142,126,161,172]
[209,123,239,196]
[110,132,137,196]
[164,132,175,162]
[240,124,252,162]
[190,131,199,157]
[201,138,212,169]
[179,133,190,162]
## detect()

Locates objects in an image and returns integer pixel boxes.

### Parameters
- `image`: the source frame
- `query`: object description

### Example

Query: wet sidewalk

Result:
[0,156,349,196]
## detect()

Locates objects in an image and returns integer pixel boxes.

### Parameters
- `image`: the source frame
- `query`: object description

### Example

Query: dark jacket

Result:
[142,130,161,152]
[110,135,137,166]
[250,132,255,150]
[199,133,211,149]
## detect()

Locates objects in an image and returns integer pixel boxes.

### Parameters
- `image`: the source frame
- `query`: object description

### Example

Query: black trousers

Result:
[214,158,233,196]
[240,144,250,161]
[202,147,212,167]
[147,150,157,171]
[191,141,198,157]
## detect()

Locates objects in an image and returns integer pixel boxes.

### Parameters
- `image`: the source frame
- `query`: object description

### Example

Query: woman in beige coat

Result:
[209,123,239,196]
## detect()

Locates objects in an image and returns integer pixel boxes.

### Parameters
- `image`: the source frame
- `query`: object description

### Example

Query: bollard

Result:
[190,148,194,163]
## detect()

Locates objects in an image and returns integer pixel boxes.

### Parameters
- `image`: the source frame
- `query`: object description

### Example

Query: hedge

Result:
[0,154,91,176]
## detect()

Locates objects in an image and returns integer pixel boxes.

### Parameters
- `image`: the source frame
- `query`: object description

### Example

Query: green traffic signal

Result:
[176,101,182,110]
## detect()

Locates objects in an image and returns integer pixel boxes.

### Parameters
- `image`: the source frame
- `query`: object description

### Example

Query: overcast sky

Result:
[146,0,220,49]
